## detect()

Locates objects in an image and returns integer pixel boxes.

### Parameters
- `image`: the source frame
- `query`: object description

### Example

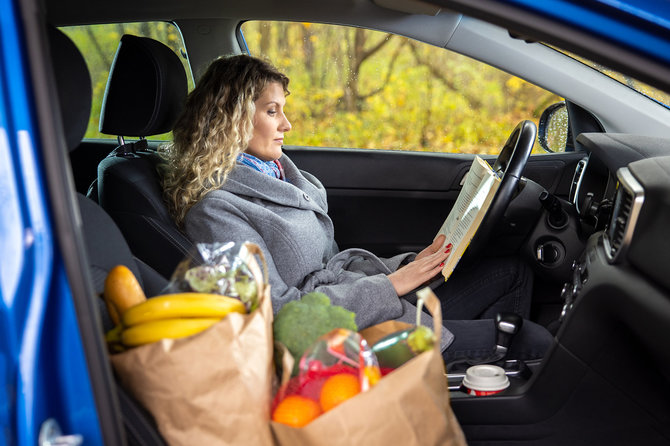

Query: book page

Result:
[436,156,493,245]
[435,156,500,280]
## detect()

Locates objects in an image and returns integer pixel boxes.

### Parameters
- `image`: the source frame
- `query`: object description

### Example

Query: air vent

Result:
[604,168,644,263]
[607,190,632,256]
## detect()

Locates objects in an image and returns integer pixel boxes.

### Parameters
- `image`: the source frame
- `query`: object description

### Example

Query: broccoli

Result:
[273,292,357,373]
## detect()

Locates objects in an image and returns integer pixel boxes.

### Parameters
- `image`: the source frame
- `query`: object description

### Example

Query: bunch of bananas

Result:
[104,265,246,349]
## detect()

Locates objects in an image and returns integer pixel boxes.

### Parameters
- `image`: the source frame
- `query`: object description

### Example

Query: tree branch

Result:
[407,41,482,109]
[359,39,406,100]
[355,32,394,73]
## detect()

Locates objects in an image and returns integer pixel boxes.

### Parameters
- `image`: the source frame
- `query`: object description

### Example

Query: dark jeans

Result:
[433,255,533,320]
[429,256,553,364]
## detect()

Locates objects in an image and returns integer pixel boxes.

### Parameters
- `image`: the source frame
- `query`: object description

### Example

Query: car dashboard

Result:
[452,134,670,444]
[571,133,670,279]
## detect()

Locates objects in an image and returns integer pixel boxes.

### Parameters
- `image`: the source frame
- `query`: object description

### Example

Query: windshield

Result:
[548,45,670,108]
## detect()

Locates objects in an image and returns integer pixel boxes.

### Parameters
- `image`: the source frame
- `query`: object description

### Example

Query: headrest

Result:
[99,34,187,137]
[47,26,92,151]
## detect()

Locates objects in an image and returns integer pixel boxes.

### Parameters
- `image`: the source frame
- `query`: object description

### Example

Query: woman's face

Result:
[246,81,291,161]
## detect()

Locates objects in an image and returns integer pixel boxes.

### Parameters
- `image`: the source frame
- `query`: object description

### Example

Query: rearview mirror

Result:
[538,102,569,153]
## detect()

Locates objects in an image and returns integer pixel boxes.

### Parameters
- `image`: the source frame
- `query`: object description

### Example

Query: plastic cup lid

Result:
[462,365,510,391]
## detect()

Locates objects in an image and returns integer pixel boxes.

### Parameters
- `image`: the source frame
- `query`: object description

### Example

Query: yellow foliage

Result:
[505,76,524,93]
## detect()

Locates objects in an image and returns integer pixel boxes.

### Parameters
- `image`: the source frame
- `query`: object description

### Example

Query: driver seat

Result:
[94,34,193,278]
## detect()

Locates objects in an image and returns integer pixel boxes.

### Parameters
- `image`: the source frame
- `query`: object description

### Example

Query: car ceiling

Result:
[44,0,451,29]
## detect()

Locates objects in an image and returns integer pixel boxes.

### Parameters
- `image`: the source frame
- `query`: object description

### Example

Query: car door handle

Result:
[39,418,83,446]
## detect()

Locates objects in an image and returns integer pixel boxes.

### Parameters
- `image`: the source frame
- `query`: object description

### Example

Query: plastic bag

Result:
[298,328,380,391]
[271,328,381,427]
[165,241,262,312]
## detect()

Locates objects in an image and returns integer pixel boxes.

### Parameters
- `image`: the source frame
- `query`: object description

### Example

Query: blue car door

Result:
[0,0,106,444]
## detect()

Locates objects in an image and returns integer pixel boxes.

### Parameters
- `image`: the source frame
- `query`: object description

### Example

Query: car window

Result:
[240,21,562,155]
[60,22,194,140]
[546,45,670,109]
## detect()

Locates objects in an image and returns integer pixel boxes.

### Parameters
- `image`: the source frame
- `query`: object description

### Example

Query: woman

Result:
[159,54,551,363]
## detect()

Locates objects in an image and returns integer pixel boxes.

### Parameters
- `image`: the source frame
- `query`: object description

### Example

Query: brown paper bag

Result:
[271,289,467,446]
[111,243,275,446]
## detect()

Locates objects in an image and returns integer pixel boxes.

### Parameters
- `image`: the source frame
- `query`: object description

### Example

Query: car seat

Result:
[48,24,168,446]
[94,34,193,279]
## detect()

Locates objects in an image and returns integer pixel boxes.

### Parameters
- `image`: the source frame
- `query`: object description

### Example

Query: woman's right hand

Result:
[387,237,452,297]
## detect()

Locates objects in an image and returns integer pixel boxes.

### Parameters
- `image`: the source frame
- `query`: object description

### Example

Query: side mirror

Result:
[538,102,570,153]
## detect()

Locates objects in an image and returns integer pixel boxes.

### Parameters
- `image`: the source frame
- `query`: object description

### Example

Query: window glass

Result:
[241,21,561,154]
[546,45,670,108]
[60,22,194,140]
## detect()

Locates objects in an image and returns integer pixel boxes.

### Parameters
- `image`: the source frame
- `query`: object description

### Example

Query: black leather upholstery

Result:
[97,149,194,278]
[96,34,192,278]
[99,34,187,137]
[49,25,92,150]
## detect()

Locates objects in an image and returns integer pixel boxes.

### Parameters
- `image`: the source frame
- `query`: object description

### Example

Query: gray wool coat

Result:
[184,154,453,351]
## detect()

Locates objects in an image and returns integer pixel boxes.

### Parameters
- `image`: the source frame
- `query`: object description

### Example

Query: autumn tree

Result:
[341,29,399,112]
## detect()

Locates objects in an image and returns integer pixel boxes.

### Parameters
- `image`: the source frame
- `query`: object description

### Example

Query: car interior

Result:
[28,0,670,444]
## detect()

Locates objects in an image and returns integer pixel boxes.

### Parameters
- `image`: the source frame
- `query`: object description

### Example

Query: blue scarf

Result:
[237,153,285,180]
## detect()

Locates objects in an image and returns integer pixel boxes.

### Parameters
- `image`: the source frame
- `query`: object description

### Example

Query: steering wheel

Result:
[461,120,536,264]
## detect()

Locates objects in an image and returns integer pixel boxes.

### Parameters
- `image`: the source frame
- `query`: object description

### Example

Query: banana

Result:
[121,292,246,327]
[105,324,126,353]
[120,317,221,347]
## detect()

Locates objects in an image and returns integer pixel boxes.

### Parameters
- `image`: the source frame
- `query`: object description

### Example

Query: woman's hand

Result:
[388,235,452,297]
[415,234,446,262]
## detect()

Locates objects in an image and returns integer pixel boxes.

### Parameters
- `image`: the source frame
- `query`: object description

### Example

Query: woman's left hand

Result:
[387,234,451,297]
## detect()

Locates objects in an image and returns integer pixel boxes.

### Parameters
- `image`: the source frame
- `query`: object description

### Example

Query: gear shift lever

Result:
[445,312,525,372]
[494,312,523,360]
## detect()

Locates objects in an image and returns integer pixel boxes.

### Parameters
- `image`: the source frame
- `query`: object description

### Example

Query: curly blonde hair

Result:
[159,54,289,227]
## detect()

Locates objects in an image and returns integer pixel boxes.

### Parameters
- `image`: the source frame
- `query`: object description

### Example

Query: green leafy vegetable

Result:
[273,292,357,374]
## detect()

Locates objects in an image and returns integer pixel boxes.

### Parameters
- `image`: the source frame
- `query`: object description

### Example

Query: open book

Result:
[436,156,501,280]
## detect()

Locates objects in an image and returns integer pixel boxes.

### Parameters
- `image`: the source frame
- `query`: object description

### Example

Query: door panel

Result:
[287,147,584,257]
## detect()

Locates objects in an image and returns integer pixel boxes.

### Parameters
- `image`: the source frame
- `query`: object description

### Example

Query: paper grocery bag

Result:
[271,289,467,446]
[111,244,274,446]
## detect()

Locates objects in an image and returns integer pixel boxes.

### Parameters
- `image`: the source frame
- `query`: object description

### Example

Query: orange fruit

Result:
[272,395,322,427]
[319,373,360,412]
